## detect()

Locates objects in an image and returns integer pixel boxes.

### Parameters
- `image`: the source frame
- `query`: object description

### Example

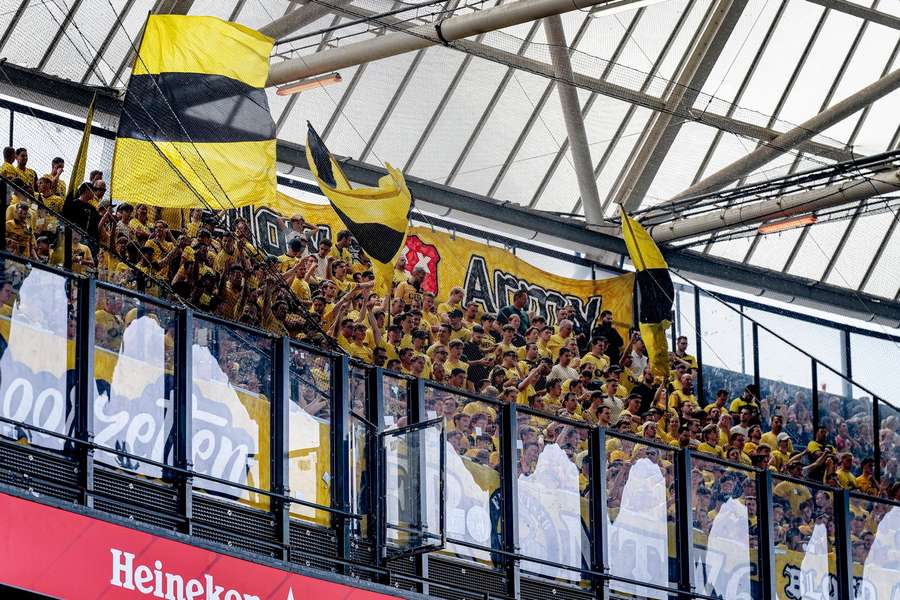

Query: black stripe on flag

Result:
[118,73,275,143]
[330,202,406,264]
[636,268,674,324]
[306,122,337,188]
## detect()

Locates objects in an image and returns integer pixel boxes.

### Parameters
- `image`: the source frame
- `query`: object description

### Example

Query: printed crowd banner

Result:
[237,192,635,336]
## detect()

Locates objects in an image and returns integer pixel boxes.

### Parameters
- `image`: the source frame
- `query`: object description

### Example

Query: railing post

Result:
[873,398,882,482]
[833,488,853,600]
[366,366,387,580]
[175,308,193,535]
[75,276,96,508]
[752,323,760,395]
[756,469,778,600]
[332,355,352,574]
[811,360,820,432]
[590,427,609,599]
[63,226,72,271]
[408,377,429,595]
[0,178,6,252]
[675,449,695,598]
[272,337,291,561]
[500,402,520,599]
[693,286,704,405]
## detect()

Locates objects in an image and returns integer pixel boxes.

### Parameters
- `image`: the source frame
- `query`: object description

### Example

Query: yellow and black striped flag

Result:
[111,15,275,209]
[306,123,411,296]
[620,207,674,379]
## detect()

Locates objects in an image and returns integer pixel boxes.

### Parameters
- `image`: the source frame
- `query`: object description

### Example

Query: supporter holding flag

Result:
[306,122,412,297]
[619,207,674,379]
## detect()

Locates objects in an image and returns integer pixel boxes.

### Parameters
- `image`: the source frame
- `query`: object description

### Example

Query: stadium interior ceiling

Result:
[0,0,898,322]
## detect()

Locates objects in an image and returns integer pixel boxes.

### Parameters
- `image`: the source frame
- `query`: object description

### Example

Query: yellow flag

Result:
[111,15,275,209]
[306,123,411,296]
[620,207,674,379]
[66,93,96,203]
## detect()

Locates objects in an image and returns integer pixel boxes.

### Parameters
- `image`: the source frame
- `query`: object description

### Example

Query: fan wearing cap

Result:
[698,424,723,458]
[447,308,471,342]
[773,460,813,512]
[770,432,793,470]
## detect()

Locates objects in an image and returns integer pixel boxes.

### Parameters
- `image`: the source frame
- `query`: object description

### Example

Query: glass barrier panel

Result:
[92,286,177,480]
[849,333,899,403]
[517,411,591,586]
[425,384,503,567]
[349,412,369,537]
[849,494,900,600]
[288,345,332,525]
[605,433,678,598]
[0,257,77,452]
[383,419,444,557]
[879,400,900,489]
[691,456,761,600]
[383,372,408,430]
[815,367,874,471]
[771,477,836,600]
[758,328,814,448]
[698,291,754,409]
[191,318,272,510]
[349,364,367,418]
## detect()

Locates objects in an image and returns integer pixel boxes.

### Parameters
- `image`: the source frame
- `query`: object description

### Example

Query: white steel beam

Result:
[650,168,900,242]
[672,67,900,201]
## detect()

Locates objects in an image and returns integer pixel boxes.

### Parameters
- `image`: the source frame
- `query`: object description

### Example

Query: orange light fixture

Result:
[276,72,343,96]
[758,214,817,234]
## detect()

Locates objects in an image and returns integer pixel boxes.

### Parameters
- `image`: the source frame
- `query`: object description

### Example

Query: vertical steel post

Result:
[408,376,429,595]
[332,355,352,573]
[833,488,853,600]
[75,276,96,508]
[873,398,882,482]
[693,287,704,405]
[756,469,778,600]
[0,179,6,251]
[8,110,13,146]
[590,427,609,597]
[675,449,695,597]
[811,360,820,432]
[175,308,193,535]
[500,402,520,599]
[63,227,73,271]
[752,323,760,394]
[272,337,291,561]
[367,366,386,578]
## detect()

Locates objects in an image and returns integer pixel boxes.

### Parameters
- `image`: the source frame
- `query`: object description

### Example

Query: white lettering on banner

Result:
[110,548,262,600]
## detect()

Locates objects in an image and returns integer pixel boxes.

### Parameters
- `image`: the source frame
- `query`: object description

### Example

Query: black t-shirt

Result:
[463,341,487,386]
[631,381,658,414]
[592,324,624,365]
[62,198,100,242]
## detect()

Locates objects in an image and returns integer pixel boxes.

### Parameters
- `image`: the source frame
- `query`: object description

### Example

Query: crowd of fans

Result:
[1,147,898,533]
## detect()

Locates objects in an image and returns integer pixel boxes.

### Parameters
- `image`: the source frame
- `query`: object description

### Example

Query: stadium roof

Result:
[1,0,899,301]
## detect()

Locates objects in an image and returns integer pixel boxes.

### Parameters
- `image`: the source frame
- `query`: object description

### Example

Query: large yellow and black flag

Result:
[111,16,275,209]
[306,123,411,296]
[620,207,674,379]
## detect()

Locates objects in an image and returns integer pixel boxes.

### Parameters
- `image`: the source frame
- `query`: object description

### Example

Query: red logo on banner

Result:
[402,235,440,294]
[0,492,400,600]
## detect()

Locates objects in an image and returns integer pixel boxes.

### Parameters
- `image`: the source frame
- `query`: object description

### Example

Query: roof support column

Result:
[614,0,748,211]
[543,14,603,226]
[673,67,900,200]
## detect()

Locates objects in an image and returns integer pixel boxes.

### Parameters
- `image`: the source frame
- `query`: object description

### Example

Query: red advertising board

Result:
[0,492,402,600]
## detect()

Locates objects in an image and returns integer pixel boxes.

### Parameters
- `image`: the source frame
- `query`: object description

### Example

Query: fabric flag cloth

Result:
[620,207,674,379]
[305,122,412,296]
[66,93,96,203]
[111,15,276,209]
